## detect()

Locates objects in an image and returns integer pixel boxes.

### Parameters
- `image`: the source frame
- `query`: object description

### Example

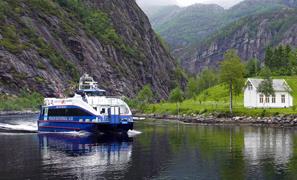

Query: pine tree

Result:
[246,58,261,77]
[276,45,284,68]
[284,45,291,66]
[264,47,273,68]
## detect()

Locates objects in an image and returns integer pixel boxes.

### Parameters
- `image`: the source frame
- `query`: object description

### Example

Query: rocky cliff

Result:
[181,8,297,73]
[141,0,297,74]
[0,0,181,99]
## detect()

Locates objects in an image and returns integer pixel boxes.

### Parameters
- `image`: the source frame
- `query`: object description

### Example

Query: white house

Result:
[244,78,293,108]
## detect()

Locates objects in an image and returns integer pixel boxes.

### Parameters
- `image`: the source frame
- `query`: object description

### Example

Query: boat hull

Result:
[38,120,133,133]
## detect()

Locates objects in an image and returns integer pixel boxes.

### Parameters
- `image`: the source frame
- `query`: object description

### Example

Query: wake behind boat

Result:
[38,74,133,134]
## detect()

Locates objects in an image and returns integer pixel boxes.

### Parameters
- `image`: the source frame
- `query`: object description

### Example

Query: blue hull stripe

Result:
[38,120,99,124]
[38,121,133,133]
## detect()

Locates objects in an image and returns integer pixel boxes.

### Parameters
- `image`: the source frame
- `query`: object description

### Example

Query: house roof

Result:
[247,78,292,92]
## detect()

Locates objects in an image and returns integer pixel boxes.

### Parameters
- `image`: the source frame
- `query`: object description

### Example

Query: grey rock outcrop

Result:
[0,0,181,99]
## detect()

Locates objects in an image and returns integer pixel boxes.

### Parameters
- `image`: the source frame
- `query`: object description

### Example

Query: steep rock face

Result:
[181,9,297,73]
[279,0,297,7]
[141,0,289,59]
[0,0,180,99]
[141,0,297,74]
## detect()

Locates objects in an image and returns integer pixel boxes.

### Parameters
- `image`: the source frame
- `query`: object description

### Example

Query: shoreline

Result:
[0,110,39,116]
[2,110,297,127]
[134,113,297,127]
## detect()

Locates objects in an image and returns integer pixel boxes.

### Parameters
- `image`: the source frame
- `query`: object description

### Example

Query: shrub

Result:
[34,76,46,84]
[0,39,23,53]
[260,109,266,117]
[0,25,27,53]
[0,91,43,111]
[199,108,208,114]
[56,0,138,57]
[28,0,59,15]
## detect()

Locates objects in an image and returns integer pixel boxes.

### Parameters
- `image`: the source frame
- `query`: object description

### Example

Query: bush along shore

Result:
[134,113,297,127]
[0,92,43,114]
[0,110,39,116]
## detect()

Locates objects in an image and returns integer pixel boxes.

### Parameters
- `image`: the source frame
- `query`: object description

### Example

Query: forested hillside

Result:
[182,8,297,73]
[141,0,297,74]
[144,4,225,52]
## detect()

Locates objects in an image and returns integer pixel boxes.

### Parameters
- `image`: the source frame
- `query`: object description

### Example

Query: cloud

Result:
[176,0,245,8]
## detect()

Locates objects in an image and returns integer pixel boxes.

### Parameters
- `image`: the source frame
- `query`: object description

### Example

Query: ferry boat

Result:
[38,74,133,133]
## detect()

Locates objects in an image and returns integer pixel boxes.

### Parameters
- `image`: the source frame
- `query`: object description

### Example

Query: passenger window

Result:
[120,106,129,114]
[100,108,106,114]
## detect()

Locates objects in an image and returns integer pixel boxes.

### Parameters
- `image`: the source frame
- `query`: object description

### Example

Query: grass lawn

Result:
[145,76,297,116]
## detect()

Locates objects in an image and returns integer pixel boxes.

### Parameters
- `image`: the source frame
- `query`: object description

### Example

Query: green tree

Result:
[284,45,291,65]
[169,87,184,117]
[259,66,272,77]
[136,85,154,111]
[185,77,198,99]
[264,46,273,68]
[289,48,297,75]
[246,58,261,77]
[259,81,273,94]
[220,50,245,113]
[257,68,274,107]
[197,68,218,93]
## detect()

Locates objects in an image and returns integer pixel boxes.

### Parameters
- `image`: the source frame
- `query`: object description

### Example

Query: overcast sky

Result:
[137,0,244,9]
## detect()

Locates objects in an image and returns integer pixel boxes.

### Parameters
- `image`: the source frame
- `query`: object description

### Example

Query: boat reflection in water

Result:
[38,133,133,179]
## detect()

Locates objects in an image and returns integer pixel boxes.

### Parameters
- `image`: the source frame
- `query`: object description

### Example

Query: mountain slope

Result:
[145,4,225,52]
[0,0,182,99]
[182,8,297,73]
[143,1,289,54]
[142,0,297,73]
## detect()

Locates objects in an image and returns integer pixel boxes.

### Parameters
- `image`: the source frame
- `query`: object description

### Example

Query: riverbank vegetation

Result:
[0,92,43,111]
[144,76,297,117]
[133,46,297,117]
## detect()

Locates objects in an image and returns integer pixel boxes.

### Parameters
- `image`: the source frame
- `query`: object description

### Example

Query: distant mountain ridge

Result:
[141,0,297,73]
[145,4,225,52]
[182,8,297,73]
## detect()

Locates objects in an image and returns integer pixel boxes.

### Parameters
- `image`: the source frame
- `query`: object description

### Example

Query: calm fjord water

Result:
[1,115,297,180]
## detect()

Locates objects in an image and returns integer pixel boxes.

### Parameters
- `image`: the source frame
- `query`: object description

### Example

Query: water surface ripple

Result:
[1,116,297,179]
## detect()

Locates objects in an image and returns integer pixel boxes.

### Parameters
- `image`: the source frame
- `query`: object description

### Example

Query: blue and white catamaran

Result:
[38,74,133,133]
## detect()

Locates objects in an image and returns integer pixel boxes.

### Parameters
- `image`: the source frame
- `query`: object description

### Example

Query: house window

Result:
[272,95,276,103]
[265,96,270,103]
[248,83,253,90]
[281,95,286,103]
[260,94,264,103]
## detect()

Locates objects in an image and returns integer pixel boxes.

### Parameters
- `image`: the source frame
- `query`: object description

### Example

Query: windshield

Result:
[86,91,106,96]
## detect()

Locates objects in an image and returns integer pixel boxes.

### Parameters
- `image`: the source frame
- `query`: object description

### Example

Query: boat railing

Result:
[105,96,127,100]
[44,97,89,108]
